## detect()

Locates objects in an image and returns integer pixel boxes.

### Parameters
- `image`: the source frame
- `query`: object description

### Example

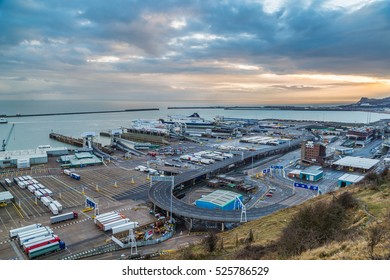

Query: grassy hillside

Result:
[163,170,390,260]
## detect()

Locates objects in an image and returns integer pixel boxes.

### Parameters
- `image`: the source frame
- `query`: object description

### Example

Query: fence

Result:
[61,230,174,260]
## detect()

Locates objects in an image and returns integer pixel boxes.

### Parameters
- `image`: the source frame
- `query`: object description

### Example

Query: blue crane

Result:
[1,123,15,151]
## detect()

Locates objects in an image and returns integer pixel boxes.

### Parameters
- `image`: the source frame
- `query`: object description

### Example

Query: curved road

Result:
[149,139,309,222]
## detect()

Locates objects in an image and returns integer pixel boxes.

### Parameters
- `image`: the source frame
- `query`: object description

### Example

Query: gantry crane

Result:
[1,123,15,151]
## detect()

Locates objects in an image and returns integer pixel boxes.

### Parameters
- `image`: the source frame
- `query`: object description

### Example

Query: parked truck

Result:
[44,189,53,197]
[50,212,78,224]
[70,173,80,180]
[23,235,60,254]
[41,196,52,207]
[102,218,130,232]
[17,227,48,241]
[94,211,116,224]
[95,213,123,226]
[63,169,71,175]
[19,228,54,246]
[97,215,124,229]
[28,241,65,259]
[48,203,59,215]
[52,200,62,212]
[5,178,12,187]
[27,185,36,193]
[9,224,42,239]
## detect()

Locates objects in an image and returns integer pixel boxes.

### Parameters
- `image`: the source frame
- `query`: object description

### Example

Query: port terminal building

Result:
[0,147,69,169]
[59,152,103,168]
[195,190,243,210]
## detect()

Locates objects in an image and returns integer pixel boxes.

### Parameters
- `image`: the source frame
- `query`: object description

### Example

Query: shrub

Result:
[277,200,346,257]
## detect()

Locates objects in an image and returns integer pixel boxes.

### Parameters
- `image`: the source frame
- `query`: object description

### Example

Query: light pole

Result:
[170,176,174,222]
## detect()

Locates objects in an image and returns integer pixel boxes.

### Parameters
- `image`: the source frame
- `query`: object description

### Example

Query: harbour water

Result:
[1,100,389,151]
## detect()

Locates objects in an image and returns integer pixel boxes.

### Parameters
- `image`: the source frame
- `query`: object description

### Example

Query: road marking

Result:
[9,239,24,260]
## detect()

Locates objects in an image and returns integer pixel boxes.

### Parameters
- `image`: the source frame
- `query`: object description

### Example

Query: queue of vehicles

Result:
[5,175,63,215]
[9,223,66,259]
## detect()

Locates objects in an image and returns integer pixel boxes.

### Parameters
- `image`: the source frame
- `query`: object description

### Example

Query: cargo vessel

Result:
[159,113,214,127]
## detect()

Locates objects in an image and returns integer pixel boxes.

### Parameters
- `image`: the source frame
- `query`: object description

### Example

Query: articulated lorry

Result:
[28,241,65,259]
[50,212,78,224]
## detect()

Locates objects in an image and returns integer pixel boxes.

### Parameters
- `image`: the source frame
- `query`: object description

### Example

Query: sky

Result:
[0,0,389,105]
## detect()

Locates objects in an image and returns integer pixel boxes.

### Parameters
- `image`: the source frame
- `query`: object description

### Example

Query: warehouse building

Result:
[346,127,375,147]
[195,190,243,210]
[332,156,379,172]
[338,174,365,187]
[300,166,324,182]
[0,148,48,169]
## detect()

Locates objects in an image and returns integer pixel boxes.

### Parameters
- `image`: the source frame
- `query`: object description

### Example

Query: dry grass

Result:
[163,178,390,260]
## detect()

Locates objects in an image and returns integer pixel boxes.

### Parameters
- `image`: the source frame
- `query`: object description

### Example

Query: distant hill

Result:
[162,171,390,260]
[345,96,390,108]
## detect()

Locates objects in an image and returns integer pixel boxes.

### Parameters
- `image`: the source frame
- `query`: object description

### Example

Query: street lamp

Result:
[170,176,174,223]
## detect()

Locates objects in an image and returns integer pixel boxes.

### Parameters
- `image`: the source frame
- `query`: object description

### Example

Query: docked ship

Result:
[159,113,214,127]
[0,118,8,124]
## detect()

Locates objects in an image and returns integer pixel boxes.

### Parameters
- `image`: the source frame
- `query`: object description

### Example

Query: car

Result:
[265,193,273,197]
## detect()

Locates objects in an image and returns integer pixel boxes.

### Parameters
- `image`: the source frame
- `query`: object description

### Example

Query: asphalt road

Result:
[148,139,311,222]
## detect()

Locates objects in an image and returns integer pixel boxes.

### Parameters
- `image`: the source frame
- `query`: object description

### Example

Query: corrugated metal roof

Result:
[197,190,242,207]
[338,173,365,183]
[333,156,379,170]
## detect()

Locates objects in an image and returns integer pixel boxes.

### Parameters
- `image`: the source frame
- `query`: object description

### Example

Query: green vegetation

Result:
[163,169,390,260]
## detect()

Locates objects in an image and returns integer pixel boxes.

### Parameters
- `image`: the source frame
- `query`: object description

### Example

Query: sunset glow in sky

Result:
[0,0,389,105]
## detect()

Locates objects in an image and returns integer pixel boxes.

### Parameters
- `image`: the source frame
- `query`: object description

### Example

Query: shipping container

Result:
[95,213,122,225]
[28,241,65,259]
[52,200,62,212]
[94,211,116,224]
[9,223,42,239]
[97,216,124,229]
[48,203,58,215]
[102,218,130,232]
[111,222,139,234]
[50,212,78,224]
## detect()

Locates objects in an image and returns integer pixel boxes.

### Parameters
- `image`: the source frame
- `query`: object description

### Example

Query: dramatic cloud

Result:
[0,0,389,104]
